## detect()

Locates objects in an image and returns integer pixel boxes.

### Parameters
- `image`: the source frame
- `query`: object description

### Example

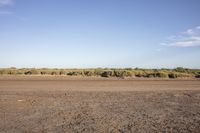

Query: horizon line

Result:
[1,67,200,70]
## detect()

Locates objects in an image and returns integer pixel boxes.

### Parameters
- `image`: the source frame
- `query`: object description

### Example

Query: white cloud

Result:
[0,0,13,6]
[196,26,200,30]
[0,11,13,15]
[184,29,194,35]
[0,0,14,16]
[162,26,200,47]
[169,37,200,47]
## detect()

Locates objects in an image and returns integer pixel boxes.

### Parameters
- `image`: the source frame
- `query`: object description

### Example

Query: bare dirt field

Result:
[0,76,200,133]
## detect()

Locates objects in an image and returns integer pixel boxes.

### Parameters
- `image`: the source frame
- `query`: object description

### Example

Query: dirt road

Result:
[0,76,200,132]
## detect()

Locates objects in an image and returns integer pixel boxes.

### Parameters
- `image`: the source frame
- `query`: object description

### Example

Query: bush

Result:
[24,71,32,75]
[174,67,188,73]
[147,73,156,78]
[195,74,200,78]
[176,73,191,78]
[59,70,66,75]
[114,70,132,78]
[125,68,133,70]
[124,70,133,77]
[157,72,168,78]
[40,71,49,75]
[134,71,146,77]
[0,69,7,75]
[16,71,24,75]
[67,71,83,76]
[168,73,177,78]
[101,71,114,77]
[7,70,17,75]
[94,69,104,76]
[31,69,40,75]
[51,71,59,75]
[24,69,40,75]
[84,70,94,76]
[146,72,168,78]
[114,70,122,77]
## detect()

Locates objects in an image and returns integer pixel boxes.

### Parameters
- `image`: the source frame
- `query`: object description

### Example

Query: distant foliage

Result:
[0,68,199,78]
[59,70,66,75]
[24,69,40,75]
[134,70,146,77]
[101,71,114,77]
[114,70,132,78]
[94,69,104,76]
[84,70,94,76]
[147,72,168,78]
[175,67,188,73]
[168,73,177,78]
[195,73,200,78]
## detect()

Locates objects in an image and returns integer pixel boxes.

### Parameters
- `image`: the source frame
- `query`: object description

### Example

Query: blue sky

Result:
[0,0,200,68]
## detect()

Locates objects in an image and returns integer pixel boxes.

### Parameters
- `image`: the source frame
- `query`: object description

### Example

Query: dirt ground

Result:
[0,76,200,133]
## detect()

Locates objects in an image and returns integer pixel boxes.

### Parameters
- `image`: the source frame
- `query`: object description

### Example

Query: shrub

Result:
[157,72,169,78]
[195,74,200,78]
[59,70,66,75]
[114,70,123,77]
[134,71,146,77]
[84,70,94,76]
[40,71,46,75]
[146,72,168,78]
[125,68,133,70]
[24,71,32,75]
[16,71,24,75]
[24,69,40,75]
[30,69,40,75]
[124,70,133,77]
[168,73,177,78]
[7,70,17,75]
[174,67,188,73]
[41,69,55,75]
[67,71,83,76]
[147,73,156,78]
[94,69,104,76]
[114,70,132,78]
[0,69,7,75]
[191,70,200,75]
[101,71,114,77]
[176,73,191,78]
[51,71,59,75]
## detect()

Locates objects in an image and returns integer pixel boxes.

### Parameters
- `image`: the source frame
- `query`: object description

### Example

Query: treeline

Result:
[0,67,200,79]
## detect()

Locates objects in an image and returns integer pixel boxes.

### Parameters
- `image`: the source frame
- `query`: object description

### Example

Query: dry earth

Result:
[0,76,200,133]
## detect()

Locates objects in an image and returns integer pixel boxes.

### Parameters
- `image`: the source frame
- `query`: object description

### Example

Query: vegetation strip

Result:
[1,67,200,79]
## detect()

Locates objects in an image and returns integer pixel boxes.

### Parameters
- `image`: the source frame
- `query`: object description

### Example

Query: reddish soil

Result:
[0,76,200,133]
